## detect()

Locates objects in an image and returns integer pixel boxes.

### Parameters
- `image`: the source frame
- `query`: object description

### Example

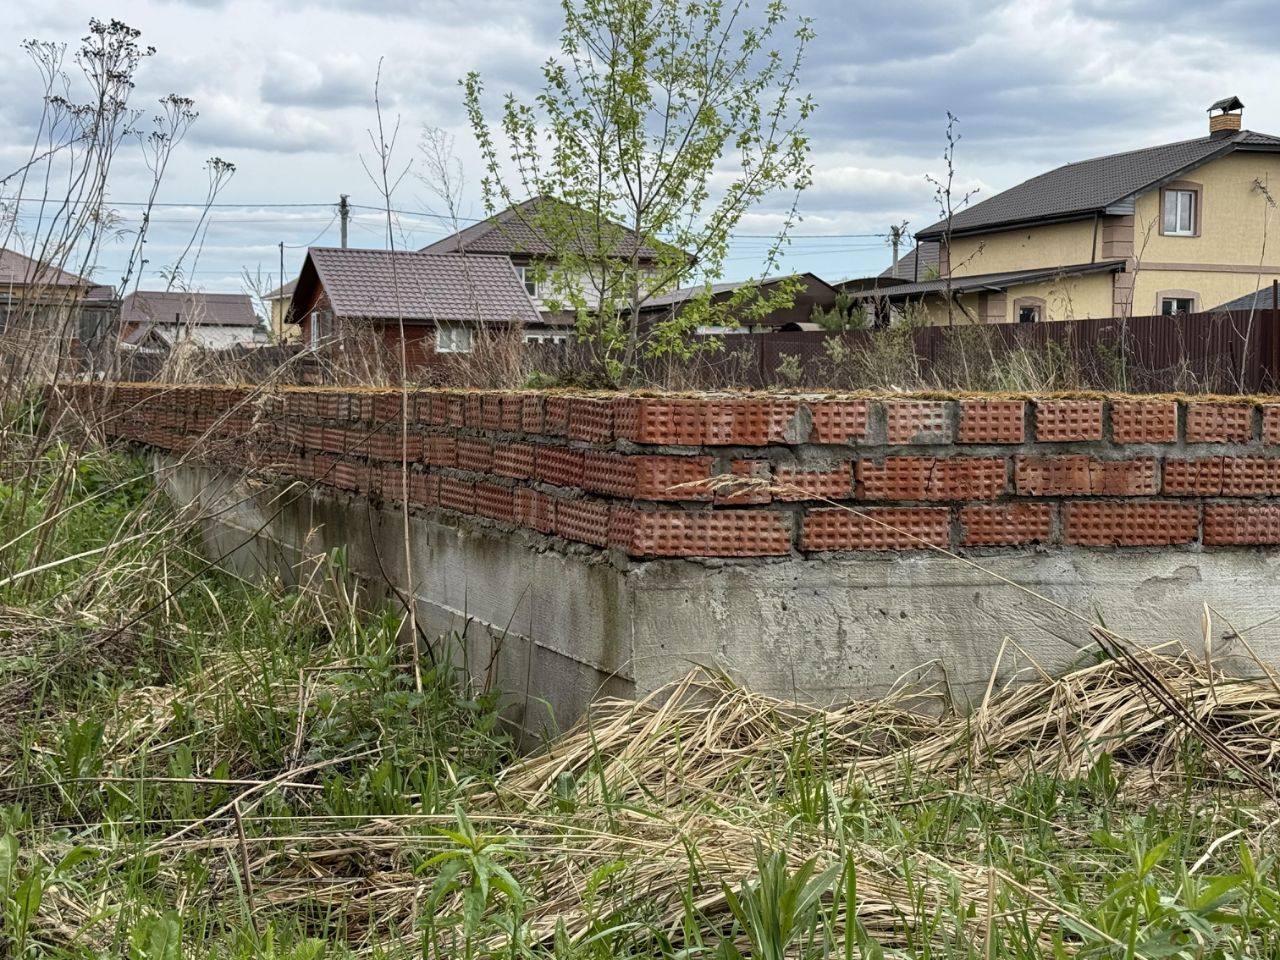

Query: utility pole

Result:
[888,222,908,275]
[339,194,350,248]
[278,241,286,334]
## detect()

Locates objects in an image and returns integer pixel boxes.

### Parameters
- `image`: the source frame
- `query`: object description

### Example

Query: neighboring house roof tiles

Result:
[265,278,297,300]
[1212,286,1280,313]
[847,260,1126,300]
[640,273,836,309]
[420,195,676,261]
[0,248,115,300]
[121,290,259,327]
[916,129,1280,240]
[297,247,540,325]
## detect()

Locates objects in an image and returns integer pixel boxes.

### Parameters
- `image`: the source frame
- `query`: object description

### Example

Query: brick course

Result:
[69,385,1280,559]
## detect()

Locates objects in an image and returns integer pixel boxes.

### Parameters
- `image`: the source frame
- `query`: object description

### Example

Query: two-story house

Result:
[420,196,682,341]
[852,98,1280,324]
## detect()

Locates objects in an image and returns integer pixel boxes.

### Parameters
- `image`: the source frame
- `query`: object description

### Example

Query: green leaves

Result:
[463,0,815,380]
[722,846,840,960]
[128,910,182,960]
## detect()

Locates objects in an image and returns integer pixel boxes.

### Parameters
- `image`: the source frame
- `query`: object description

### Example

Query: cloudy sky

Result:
[2,0,1278,302]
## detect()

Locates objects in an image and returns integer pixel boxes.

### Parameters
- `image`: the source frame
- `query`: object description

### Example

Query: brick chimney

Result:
[1208,96,1244,136]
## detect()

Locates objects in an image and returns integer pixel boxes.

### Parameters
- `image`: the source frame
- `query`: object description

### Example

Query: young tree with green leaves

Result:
[462,0,815,382]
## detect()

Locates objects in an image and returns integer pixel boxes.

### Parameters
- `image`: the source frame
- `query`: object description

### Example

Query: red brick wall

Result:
[64,385,1280,558]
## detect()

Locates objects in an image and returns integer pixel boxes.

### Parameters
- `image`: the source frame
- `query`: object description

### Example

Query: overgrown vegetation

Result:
[4,397,1280,959]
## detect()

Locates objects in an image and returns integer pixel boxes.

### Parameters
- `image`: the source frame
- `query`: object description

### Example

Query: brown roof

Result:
[121,290,259,327]
[640,273,838,309]
[916,126,1280,241]
[845,260,1126,300]
[265,277,297,300]
[420,196,679,262]
[0,247,115,300]
[291,247,540,324]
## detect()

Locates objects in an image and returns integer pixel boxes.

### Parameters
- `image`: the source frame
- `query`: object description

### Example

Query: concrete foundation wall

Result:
[159,455,1280,741]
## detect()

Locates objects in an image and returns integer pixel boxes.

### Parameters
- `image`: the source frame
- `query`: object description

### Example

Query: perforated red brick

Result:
[1203,503,1280,545]
[957,400,1025,444]
[555,498,611,546]
[409,472,440,507]
[446,395,466,428]
[581,451,636,497]
[456,438,494,473]
[1264,406,1280,446]
[464,395,484,428]
[617,398,704,445]
[800,507,949,551]
[806,400,870,444]
[960,503,1053,546]
[567,398,615,443]
[703,398,802,446]
[426,435,457,468]
[474,481,515,521]
[522,395,545,435]
[381,465,409,501]
[1109,400,1177,444]
[1035,400,1103,442]
[1185,402,1252,443]
[1015,456,1156,496]
[481,394,504,431]
[1063,501,1198,546]
[774,462,854,501]
[543,396,572,437]
[493,442,537,479]
[514,488,556,534]
[715,460,773,505]
[607,505,636,548]
[500,395,523,432]
[1163,457,1280,496]
[857,457,1006,501]
[884,400,952,444]
[630,511,793,557]
[438,477,475,514]
[535,445,586,488]
[634,456,715,501]
[373,394,403,423]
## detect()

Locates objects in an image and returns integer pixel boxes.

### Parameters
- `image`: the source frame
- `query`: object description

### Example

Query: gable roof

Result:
[121,290,259,327]
[846,260,1126,301]
[917,128,1280,241]
[265,278,297,301]
[1212,286,1280,313]
[0,248,115,300]
[420,196,677,261]
[291,247,540,325]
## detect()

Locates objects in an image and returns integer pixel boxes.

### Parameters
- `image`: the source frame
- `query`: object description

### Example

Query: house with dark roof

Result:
[119,290,265,352]
[286,247,540,369]
[421,196,688,335]
[264,278,299,343]
[638,274,842,333]
[851,98,1280,325]
[0,247,117,368]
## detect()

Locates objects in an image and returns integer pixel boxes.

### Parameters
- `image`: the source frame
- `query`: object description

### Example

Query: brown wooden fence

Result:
[597,308,1280,393]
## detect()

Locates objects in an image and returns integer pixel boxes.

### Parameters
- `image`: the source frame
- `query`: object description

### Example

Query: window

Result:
[523,332,570,345]
[309,309,326,348]
[515,265,540,298]
[1162,189,1196,236]
[1013,297,1045,324]
[436,323,473,353]
[1161,297,1195,316]
[1017,305,1040,324]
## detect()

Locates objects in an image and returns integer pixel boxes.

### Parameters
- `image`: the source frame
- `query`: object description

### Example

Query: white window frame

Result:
[309,309,324,348]
[1160,297,1196,316]
[523,331,570,345]
[436,322,473,354]
[1017,305,1040,324]
[1162,189,1196,236]
[515,264,541,298]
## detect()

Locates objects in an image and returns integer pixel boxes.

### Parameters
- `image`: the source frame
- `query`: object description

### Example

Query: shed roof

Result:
[1211,285,1280,313]
[640,273,837,309]
[916,127,1280,240]
[291,247,540,325]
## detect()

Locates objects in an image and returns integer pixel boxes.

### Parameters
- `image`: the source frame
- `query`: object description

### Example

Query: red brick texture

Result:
[68,385,1280,558]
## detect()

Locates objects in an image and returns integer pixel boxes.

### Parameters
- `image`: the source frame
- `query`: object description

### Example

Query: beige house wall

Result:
[949,219,1099,277]
[908,273,1114,326]
[1131,270,1280,317]
[270,298,301,343]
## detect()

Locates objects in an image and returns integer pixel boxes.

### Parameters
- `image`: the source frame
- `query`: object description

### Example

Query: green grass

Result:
[3,438,1280,959]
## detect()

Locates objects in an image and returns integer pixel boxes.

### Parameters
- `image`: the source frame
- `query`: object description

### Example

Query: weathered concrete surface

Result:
[159,457,1280,739]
